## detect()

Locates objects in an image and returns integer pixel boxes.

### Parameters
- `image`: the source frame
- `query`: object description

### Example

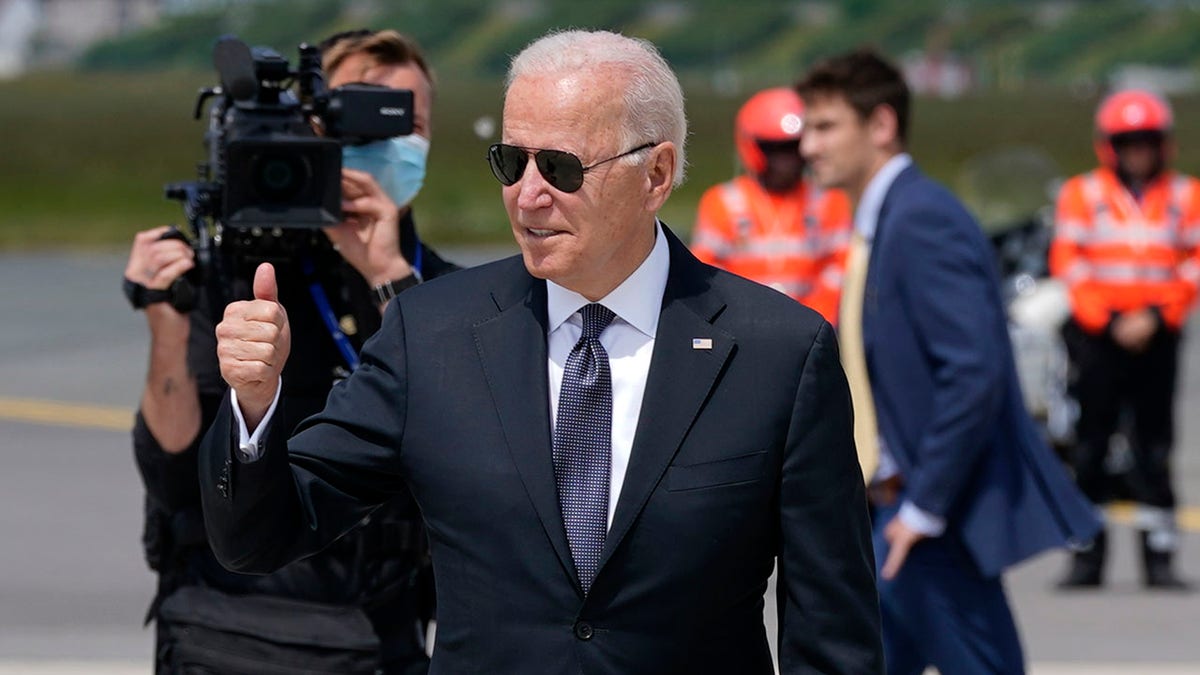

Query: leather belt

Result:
[867,474,904,507]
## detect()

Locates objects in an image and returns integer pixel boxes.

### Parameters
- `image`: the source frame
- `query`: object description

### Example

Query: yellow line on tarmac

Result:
[2,395,1200,532]
[1183,509,1200,532]
[1107,501,1200,534]
[0,396,133,432]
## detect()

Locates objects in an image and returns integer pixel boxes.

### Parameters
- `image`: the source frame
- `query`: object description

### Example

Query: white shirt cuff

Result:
[871,440,901,483]
[230,379,281,462]
[899,500,946,537]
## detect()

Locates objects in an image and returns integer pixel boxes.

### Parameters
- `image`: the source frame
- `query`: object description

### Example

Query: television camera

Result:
[161,35,413,311]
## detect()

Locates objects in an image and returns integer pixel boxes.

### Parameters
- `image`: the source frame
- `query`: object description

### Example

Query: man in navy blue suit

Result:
[197,30,883,674]
[798,49,1100,674]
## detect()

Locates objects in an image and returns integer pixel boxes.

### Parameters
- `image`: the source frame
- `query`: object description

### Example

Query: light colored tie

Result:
[839,232,879,481]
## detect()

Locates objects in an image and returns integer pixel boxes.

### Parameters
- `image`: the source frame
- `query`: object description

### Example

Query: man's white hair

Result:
[506,29,688,186]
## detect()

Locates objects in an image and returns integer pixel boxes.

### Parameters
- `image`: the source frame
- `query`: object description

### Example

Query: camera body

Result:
[221,102,343,227]
[164,36,414,310]
[190,36,413,229]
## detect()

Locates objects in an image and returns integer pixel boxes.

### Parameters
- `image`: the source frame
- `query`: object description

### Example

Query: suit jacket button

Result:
[574,621,594,641]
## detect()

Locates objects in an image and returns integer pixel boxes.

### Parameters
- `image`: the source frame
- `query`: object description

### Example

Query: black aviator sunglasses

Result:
[487,142,658,193]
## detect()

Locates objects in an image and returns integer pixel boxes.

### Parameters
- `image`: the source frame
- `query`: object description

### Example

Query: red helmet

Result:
[735,88,805,175]
[1094,89,1173,167]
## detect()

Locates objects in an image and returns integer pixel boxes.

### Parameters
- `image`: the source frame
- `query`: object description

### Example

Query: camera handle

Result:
[192,88,220,120]
[156,226,197,313]
[165,180,229,315]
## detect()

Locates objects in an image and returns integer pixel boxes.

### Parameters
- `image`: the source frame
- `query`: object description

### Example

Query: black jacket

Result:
[199,226,882,675]
[134,211,457,663]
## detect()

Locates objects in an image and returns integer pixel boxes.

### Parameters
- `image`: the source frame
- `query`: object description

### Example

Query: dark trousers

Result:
[1063,320,1180,509]
[871,500,1025,675]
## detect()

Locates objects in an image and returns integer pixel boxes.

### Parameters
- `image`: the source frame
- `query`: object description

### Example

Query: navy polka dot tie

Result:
[553,303,616,594]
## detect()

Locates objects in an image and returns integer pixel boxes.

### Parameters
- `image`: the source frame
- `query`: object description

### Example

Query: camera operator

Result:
[125,29,456,674]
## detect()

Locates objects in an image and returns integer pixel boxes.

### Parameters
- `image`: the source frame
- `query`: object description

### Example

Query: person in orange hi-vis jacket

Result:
[1050,88,1200,591]
[691,87,851,324]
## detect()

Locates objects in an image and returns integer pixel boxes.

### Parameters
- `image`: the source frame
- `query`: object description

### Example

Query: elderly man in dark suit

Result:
[199,29,882,674]
[798,49,1101,675]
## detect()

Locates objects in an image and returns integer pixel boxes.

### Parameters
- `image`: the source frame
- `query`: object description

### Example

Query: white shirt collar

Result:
[854,152,913,242]
[546,220,669,339]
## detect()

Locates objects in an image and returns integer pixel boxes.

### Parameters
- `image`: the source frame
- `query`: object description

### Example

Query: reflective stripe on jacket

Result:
[691,175,852,324]
[1049,167,1200,332]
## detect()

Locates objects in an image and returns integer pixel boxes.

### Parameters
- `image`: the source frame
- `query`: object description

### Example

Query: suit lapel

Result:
[472,235,735,588]
[472,272,578,584]
[869,164,919,263]
[599,232,734,570]
[863,164,918,348]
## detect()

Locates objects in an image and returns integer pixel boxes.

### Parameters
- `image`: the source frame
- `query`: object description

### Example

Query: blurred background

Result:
[3,0,1200,248]
[1,1,1198,673]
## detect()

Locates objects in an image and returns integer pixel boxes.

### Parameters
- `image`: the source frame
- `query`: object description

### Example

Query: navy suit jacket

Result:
[199,228,883,674]
[863,165,1100,578]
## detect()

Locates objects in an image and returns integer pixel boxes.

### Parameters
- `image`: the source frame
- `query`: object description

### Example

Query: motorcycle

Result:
[972,147,1142,484]
[960,147,1078,453]
[989,209,1078,453]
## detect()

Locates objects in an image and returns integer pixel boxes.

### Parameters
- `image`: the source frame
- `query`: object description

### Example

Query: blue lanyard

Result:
[412,237,425,278]
[303,236,423,372]
[302,257,361,371]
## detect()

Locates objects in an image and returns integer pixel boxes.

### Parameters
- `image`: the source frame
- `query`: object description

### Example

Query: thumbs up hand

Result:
[216,263,292,429]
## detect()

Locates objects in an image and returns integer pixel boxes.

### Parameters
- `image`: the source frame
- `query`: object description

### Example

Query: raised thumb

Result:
[253,262,278,303]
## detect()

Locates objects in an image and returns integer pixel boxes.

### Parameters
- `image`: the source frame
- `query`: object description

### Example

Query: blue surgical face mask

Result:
[342,134,430,209]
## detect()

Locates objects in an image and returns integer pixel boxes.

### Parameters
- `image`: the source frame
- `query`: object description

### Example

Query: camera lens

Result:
[251,151,311,202]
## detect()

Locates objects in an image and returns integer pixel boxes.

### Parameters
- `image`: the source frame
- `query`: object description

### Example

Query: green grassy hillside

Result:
[78,0,1200,85]
[4,69,1198,250]
[6,0,1200,249]
[4,68,1195,249]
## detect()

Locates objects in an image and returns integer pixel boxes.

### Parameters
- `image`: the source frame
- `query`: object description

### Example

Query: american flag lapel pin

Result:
[692,337,713,350]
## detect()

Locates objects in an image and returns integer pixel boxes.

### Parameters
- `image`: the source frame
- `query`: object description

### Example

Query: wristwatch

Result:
[123,277,173,310]
[372,273,421,305]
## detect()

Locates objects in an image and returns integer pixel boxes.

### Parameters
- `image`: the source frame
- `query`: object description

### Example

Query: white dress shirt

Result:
[546,222,669,528]
[234,222,671,532]
[854,153,946,537]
